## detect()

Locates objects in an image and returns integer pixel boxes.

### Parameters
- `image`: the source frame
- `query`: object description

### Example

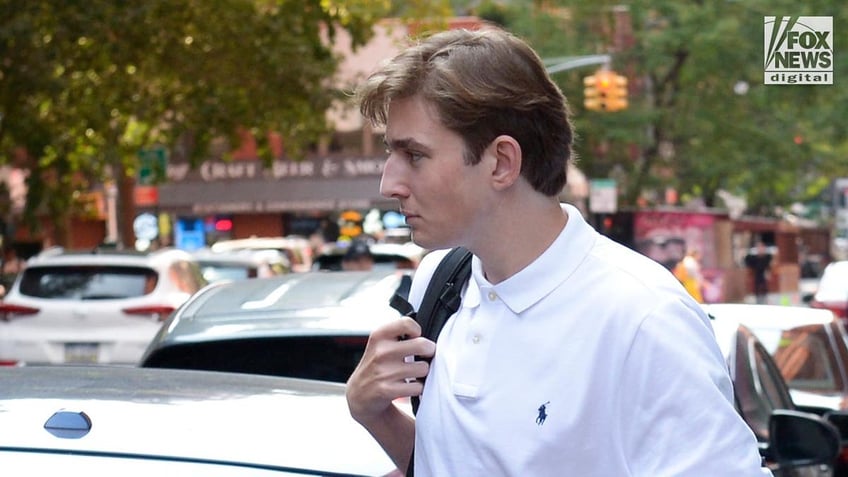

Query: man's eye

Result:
[385,147,424,162]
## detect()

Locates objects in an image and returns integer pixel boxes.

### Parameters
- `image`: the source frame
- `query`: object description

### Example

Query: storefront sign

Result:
[190,199,373,215]
[589,178,617,214]
[164,156,386,183]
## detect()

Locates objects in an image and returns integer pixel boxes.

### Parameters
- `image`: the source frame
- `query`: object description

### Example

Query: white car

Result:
[192,248,290,283]
[210,236,314,272]
[141,269,411,382]
[311,242,425,271]
[0,366,400,476]
[704,303,848,412]
[0,247,207,366]
[707,313,841,476]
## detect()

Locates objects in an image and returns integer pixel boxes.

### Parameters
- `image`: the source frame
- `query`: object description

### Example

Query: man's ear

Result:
[489,135,522,190]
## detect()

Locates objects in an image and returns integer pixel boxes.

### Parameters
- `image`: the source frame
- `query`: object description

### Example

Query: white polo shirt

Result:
[408,204,768,476]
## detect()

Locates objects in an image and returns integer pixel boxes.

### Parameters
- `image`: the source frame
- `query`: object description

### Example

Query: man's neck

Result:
[473,198,567,284]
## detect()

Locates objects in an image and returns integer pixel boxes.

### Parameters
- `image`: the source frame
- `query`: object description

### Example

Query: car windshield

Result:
[199,263,257,282]
[760,325,842,393]
[18,265,158,300]
[187,272,401,318]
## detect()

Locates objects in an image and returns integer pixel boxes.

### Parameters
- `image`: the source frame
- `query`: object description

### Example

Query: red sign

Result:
[134,185,159,206]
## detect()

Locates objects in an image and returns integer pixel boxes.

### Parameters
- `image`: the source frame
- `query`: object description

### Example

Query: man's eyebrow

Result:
[384,137,431,153]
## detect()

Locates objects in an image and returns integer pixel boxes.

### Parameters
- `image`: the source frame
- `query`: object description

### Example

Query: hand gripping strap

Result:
[389,247,472,477]
[387,247,473,414]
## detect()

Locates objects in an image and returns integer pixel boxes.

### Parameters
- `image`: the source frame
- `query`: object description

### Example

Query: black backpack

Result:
[388,247,473,476]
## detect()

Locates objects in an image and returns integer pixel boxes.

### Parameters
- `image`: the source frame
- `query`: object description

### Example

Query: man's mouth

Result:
[399,207,417,219]
[401,211,419,226]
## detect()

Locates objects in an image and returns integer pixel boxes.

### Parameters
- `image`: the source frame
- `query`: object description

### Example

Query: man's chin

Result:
[410,233,456,251]
[408,231,435,249]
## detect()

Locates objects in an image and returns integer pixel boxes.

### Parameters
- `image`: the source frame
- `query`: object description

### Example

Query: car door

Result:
[734,325,795,439]
[733,326,834,477]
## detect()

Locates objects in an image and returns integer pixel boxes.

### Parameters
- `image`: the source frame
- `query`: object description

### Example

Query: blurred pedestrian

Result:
[345,27,768,476]
[745,240,773,304]
[341,239,374,271]
[673,249,704,303]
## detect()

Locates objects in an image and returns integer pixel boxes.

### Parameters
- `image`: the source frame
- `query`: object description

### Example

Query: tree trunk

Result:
[116,161,137,250]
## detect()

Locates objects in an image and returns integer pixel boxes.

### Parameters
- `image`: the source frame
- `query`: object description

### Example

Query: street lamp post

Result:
[544,55,612,75]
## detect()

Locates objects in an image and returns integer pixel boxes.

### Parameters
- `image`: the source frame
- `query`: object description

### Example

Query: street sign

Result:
[137,147,168,185]
[836,209,848,229]
[134,185,159,206]
[589,178,618,214]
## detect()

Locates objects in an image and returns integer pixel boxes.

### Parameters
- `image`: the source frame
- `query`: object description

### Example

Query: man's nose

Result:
[380,155,408,199]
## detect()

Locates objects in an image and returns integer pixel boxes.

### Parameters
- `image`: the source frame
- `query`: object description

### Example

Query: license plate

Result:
[64,343,100,363]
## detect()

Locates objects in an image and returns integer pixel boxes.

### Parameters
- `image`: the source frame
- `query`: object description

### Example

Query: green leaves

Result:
[0,0,414,244]
[488,0,848,214]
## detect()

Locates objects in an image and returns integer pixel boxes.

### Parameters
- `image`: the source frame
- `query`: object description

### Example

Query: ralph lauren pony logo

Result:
[536,401,550,426]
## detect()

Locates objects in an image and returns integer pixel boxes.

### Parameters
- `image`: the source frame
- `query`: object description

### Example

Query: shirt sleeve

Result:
[619,298,768,476]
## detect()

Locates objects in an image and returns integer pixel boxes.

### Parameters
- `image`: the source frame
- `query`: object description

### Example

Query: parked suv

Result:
[0,247,206,366]
[140,269,411,382]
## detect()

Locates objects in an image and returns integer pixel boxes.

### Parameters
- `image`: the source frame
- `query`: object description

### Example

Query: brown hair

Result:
[357,28,574,196]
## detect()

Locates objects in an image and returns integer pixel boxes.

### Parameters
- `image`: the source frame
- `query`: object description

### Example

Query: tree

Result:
[0,0,454,247]
[473,0,848,216]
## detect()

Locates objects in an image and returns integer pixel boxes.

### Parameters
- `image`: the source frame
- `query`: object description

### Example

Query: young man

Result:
[346,28,768,475]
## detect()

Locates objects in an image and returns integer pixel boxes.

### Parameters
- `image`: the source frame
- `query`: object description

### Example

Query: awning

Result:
[156,176,395,215]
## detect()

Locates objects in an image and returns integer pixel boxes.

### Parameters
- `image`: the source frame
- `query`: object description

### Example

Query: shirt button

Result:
[487,291,497,301]
[472,335,482,344]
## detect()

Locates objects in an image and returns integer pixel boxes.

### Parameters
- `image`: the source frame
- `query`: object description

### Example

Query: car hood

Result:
[0,366,396,476]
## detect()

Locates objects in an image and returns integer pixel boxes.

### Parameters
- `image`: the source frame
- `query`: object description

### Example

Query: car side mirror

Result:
[766,409,840,468]
[824,410,848,446]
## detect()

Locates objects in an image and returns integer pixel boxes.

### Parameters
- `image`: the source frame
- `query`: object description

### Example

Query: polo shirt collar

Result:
[466,203,597,314]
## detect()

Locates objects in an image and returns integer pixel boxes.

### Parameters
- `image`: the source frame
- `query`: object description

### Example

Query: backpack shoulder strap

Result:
[415,247,473,343]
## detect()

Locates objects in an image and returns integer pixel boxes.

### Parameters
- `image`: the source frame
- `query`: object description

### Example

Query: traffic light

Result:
[607,72,628,111]
[583,70,628,112]
[583,74,601,111]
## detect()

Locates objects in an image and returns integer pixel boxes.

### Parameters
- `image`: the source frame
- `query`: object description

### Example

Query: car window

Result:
[771,325,841,393]
[18,266,158,299]
[143,336,369,382]
[167,260,207,293]
[734,328,793,440]
[199,263,258,282]
[833,321,848,385]
[752,342,791,411]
